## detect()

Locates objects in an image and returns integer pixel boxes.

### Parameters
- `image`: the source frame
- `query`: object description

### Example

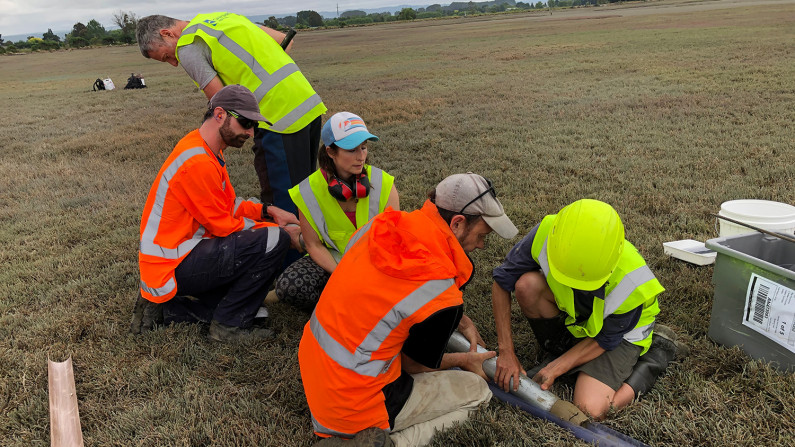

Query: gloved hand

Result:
[130,295,163,334]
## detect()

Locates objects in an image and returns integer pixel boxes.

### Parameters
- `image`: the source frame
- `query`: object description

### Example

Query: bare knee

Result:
[514,271,554,318]
[573,373,620,420]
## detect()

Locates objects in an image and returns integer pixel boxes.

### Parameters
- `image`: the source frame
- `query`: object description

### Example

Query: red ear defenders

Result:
[328,173,370,201]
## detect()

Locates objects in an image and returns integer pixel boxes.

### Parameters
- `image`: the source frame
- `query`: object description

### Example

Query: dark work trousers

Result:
[252,116,322,215]
[163,226,290,328]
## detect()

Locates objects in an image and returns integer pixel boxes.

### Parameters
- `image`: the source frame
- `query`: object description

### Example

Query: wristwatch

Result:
[261,202,274,220]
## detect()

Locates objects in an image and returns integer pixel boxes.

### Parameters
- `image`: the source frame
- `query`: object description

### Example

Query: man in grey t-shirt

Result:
[136,13,326,216]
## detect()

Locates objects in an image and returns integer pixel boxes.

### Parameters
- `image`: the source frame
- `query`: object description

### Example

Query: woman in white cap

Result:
[272,112,399,311]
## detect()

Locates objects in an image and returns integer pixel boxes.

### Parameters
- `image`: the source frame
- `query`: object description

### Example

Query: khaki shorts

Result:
[568,340,642,391]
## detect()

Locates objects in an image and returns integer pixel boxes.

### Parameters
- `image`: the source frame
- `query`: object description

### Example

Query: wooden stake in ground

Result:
[48,357,84,447]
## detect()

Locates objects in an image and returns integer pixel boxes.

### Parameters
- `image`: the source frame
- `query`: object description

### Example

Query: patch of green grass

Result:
[1,1,794,445]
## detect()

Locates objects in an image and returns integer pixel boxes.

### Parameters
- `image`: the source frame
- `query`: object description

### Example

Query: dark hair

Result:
[202,108,215,123]
[317,143,370,183]
[428,190,482,225]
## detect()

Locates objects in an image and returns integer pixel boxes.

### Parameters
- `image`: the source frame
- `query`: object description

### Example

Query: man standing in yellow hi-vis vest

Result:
[491,199,687,420]
[136,12,326,215]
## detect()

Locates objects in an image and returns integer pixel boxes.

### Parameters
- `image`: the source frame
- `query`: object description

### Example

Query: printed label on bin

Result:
[742,273,795,354]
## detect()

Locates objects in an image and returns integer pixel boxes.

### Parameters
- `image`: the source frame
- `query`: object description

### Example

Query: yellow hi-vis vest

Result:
[530,215,663,354]
[289,166,394,261]
[176,12,326,134]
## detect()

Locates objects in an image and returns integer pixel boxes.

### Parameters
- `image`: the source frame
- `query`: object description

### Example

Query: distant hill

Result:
[3,29,70,43]
[248,4,430,21]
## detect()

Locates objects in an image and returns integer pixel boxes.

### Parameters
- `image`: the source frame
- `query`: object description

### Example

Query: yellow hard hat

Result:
[547,199,624,291]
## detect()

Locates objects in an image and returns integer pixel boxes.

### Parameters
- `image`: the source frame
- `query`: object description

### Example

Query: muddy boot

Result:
[625,324,688,398]
[313,428,393,447]
[130,295,163,334]
[208,320,274,343]
[526,315,577,377]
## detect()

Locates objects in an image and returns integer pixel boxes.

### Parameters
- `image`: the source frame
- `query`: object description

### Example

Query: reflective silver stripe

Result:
[183,24,300,106]
[233,197,244,215]
[266,226,280,252]
[344,219,374,253]
[140,277,176,298]
[311,414,357,438]
[268,93,323,132]
[538,240,551,276]
[310,278,455,377]
[242,217,257,230]
[624,321,654,343]
[603,266,656,317]
[298,178,341,253]
[140,147,208,259]
[368,167,383,220]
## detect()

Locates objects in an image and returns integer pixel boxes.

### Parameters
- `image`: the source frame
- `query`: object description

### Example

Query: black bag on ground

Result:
[93,78,105,91]
[124,73,147,89]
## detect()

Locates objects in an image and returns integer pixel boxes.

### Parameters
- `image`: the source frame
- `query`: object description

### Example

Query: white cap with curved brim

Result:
[435,172,518,239]
[321,112,380,150]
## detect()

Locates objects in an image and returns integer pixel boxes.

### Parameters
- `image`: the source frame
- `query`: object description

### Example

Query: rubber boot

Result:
[526,315,577,377]
[527,315,576,357]
[625,324,688,398]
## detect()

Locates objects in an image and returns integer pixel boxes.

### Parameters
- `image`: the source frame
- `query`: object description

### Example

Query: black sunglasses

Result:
[459,177,497,215]
[226,110,257,130]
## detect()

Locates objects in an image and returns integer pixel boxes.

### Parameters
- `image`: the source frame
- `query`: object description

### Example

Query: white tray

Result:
[662,239,716,266]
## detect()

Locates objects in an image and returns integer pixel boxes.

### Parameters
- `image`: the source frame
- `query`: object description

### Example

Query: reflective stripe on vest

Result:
[298,179,340,253]
[344,219,375,253]
[309,278,455,378]
[139,147,207,259]
[624,321,655,344]
[539,241,656,321]
[311,415,367,439]
[179,21,323,133]
[296,167,388,256]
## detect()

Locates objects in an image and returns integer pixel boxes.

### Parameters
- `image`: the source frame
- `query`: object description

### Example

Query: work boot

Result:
[130,295,163,334]
[208,320,274,343]
[625,324,688,397]
[312,428,393,447]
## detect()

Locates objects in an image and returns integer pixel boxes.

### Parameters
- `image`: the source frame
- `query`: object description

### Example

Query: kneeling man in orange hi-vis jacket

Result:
[132,85,302,343]
[299,173,519,447]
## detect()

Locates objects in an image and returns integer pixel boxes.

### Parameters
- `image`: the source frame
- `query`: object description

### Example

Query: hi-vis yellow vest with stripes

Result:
[531,215,663,354]
[177,12,326,133]
[289,166,394,261]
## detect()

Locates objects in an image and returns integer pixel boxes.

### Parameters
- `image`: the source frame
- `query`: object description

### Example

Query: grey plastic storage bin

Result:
[705,232,795,372]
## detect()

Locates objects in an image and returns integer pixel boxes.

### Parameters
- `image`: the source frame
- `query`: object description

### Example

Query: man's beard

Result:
[220,116,250,148]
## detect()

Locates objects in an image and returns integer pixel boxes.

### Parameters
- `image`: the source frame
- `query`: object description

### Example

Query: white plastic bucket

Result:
[718,199,795,237]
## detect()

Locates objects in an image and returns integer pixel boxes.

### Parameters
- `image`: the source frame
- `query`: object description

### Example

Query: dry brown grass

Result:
[1,1,794,445]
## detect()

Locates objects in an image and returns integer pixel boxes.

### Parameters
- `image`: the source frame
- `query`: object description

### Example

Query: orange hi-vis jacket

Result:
[138,129,275,303]
[298,200,473,438]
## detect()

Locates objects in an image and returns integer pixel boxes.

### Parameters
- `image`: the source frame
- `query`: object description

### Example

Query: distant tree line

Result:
[0,11,137,54]
[262,0,615,30]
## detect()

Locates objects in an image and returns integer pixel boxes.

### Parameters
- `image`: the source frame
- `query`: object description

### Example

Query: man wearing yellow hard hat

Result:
[490,199,686,419]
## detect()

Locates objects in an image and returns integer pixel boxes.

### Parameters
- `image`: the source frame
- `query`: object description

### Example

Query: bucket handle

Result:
[711,213,795,244]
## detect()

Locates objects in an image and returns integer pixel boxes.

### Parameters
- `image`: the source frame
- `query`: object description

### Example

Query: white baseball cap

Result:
[435,173,518,239]
[321,112,379,150]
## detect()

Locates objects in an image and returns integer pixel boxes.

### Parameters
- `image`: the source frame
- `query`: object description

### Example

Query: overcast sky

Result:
[0,0,412,37]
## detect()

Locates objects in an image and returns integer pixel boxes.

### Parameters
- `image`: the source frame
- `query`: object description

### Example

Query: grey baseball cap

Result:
[435,172,518,239]
[207,85,272,125]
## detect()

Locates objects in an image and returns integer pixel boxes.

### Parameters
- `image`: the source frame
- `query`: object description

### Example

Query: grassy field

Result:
[2,0,794,445]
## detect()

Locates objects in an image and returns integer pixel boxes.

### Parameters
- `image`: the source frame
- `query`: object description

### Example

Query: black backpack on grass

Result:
[124,73,146,89]
[93,78,105,91]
